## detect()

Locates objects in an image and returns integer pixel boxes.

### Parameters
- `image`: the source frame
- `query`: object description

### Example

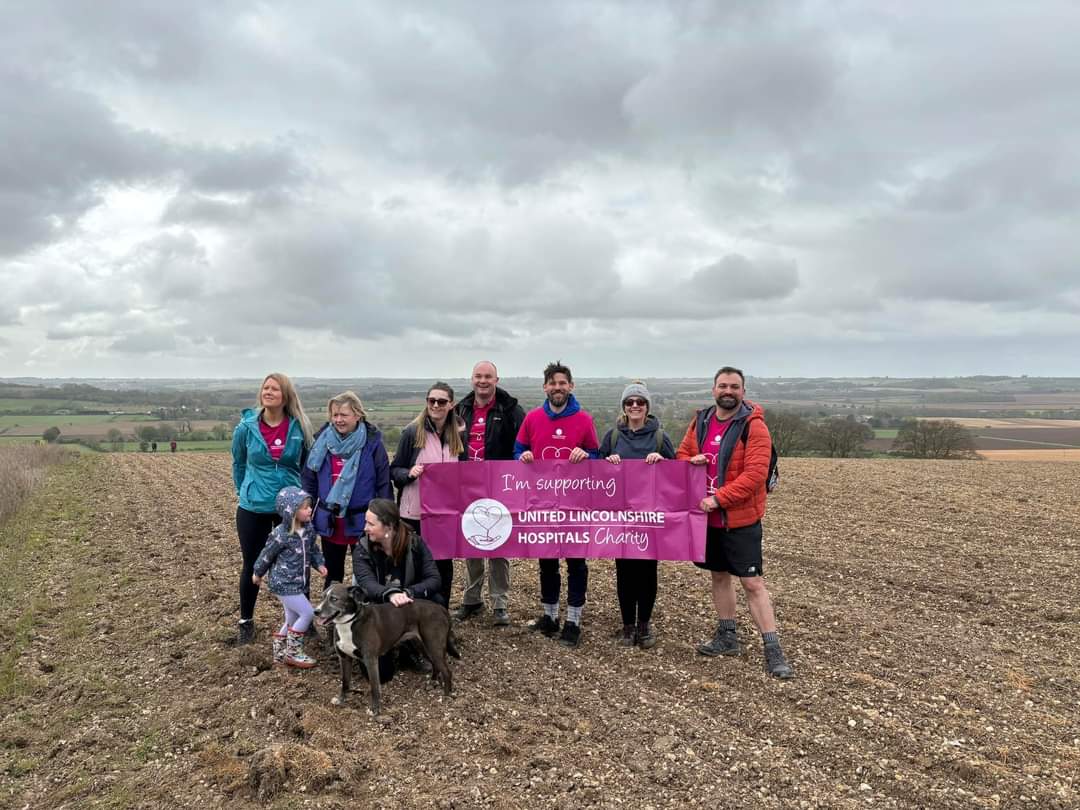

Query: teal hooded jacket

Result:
[231,408,308,513]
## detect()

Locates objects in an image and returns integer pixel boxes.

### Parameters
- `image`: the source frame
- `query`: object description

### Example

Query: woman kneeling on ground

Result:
[390,381,465,607]
[231,372,313,645]
[301,391,391,590]
[599,381,675,648]
[353,498,444,672]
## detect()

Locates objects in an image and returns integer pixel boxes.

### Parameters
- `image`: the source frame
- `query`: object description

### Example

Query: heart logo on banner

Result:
[461,498,513,551]
[471,504,504,530]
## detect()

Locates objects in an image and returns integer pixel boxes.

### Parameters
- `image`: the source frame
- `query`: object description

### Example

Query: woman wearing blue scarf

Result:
[301,391,391,588]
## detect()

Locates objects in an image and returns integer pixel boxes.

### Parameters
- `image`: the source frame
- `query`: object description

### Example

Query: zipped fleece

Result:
[231,408,307,513]
[455,387,525,461]
[676,400,771,529]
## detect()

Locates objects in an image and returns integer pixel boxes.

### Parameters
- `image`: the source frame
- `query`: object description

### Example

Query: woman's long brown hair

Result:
[367,498,410,563]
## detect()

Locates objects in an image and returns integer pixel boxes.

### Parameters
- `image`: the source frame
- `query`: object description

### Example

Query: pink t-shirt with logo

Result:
[259,417,290,461]
[468,401,493,461]
[516,408,599,460]
[703,416,732,528]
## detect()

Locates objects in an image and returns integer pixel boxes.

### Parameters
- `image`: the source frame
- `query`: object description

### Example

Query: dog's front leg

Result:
[363,652,382,716]
[332,653,351,707]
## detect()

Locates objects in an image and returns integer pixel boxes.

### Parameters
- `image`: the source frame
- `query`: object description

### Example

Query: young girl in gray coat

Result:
[252,486,327,668]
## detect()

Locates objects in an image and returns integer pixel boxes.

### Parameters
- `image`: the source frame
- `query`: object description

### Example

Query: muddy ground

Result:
[1,453,1078,809]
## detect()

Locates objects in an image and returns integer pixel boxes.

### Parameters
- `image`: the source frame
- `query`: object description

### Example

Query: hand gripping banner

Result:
[420,460,706,560]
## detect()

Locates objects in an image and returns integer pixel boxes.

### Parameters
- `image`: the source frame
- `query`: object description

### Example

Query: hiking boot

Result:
[697,624,740,657]
[618,624,636,647]
[558,621,582,648]
[272,632,287,665]
[453,603,484,621]
[236,620,256,646]
[528,614,560,637]
[398,641,433,674]
[491,608,511,627]
[636,621,656,649]
[284,630,316,669]
[764,643,794,679]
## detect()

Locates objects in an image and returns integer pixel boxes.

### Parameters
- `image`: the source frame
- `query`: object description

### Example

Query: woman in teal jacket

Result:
[231,372,312,644]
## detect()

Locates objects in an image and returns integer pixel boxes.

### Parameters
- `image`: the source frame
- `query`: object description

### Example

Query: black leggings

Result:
[403,518,453,606]
[321,540,351,586]
[615,559,658,625]
[236,507,281,621]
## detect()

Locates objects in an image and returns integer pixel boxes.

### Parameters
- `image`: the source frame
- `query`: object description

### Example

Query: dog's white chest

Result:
[334,619,358,658]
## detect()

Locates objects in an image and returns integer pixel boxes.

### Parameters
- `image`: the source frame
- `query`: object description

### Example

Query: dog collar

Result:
[333,613,356,624]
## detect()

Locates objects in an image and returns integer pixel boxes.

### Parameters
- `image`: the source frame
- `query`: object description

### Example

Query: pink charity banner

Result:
[419,460,707,560]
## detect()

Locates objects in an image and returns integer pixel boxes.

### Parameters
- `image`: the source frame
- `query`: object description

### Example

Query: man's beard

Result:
[715,395,738,410]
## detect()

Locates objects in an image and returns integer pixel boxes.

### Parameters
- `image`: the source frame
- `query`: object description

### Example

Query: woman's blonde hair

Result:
[408,382,464,456]
[257,372,313,448]
[327,390,367,424]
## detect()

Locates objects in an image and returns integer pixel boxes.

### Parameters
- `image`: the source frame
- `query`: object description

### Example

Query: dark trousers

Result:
[615,559,658,625]
[539,558,588,608]
[321,540,351,585]
[236,506,281,621]
[403,518,453,606]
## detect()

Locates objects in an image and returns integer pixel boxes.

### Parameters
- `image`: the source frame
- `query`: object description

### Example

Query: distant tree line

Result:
[759,410,977,459]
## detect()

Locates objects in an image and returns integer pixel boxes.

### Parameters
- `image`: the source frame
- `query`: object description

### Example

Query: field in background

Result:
[978,449,1080,461]
[1,453,1077,808]
[5,375,1080,458]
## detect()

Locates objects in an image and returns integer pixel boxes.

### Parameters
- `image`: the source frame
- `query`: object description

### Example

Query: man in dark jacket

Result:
[453,361,525,626]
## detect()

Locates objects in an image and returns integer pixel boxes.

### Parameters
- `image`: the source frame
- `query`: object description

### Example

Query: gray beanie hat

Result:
[620,381,651,410]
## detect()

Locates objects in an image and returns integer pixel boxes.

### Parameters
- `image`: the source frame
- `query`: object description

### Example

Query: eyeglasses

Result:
[623,398,648,408]
[427,397,451,407]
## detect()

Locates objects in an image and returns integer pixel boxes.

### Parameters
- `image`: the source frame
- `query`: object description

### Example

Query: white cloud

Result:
[3,1,1080,378]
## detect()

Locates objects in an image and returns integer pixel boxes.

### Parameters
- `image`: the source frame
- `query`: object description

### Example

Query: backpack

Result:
[741,421,779,493]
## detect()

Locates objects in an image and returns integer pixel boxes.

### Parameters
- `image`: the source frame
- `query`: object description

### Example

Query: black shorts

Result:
[694,522,764,577]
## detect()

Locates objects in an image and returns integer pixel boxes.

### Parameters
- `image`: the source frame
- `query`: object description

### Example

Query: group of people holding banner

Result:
[230,361,794,680]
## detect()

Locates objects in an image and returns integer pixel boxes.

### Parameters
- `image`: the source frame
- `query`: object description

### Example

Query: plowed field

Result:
[2,454,1078,809]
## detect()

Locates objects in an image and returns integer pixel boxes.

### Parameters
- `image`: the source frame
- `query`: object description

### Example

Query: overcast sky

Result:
[3,1,1079,380]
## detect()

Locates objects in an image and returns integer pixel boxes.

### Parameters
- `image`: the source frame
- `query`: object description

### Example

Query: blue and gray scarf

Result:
[306,422,368,512]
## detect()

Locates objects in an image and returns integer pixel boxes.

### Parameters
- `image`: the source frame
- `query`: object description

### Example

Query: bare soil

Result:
[2,454,1078,809]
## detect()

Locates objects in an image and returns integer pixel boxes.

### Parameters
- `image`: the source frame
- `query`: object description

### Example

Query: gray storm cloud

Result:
[2,1,1079,377]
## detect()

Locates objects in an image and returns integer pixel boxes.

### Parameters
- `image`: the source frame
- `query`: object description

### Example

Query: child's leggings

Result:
[275,593,315,634]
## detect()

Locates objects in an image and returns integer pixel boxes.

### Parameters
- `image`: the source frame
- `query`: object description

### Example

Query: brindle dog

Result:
[315,583,460,714]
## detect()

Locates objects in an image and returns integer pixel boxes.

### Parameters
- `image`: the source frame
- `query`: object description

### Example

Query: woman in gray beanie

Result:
[598,381,675,648]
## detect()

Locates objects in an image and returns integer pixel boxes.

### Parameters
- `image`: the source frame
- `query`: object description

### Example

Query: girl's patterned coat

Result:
[252,487,325,596]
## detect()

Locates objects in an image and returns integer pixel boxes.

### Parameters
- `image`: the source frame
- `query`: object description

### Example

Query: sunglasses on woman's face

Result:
[427,397,451,407]
[624,398,648,408]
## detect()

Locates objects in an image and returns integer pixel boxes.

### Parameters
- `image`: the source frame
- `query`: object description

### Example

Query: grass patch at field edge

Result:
[0,455,96,698]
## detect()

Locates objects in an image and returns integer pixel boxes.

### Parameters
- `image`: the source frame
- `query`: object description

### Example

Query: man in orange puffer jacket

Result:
[676,366,793,679]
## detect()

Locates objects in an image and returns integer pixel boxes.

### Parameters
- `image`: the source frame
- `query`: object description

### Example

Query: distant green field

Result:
[0,435,229,453]
[0,397,160,412]
[874,428,899,438]
[0,414,154,428]
[115,440,233,452]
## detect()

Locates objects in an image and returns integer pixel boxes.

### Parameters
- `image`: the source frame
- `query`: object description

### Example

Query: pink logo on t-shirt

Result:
[541,446,574,460]
[468,402,493,462]
[703,417,732,527]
